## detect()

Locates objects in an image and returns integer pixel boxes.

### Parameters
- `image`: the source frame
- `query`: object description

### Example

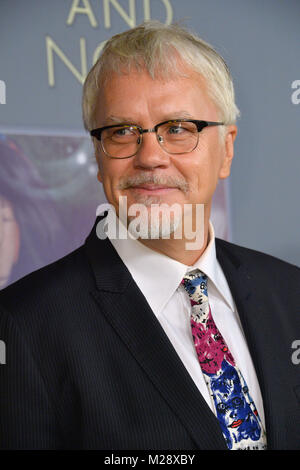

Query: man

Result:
[0,21,299,450]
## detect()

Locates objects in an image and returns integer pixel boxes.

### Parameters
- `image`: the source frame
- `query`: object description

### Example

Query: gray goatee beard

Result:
[117,173,189,239]
[127,205,183,239]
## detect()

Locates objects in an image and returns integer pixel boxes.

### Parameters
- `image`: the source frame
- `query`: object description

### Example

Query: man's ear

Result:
[219,125,238,179]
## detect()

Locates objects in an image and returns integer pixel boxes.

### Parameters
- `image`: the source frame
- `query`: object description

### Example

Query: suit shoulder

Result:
[215,238,300,274]
[0,244,93,316]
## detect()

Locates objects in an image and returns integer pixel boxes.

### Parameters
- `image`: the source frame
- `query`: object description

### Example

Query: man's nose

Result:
[133,132,171,170]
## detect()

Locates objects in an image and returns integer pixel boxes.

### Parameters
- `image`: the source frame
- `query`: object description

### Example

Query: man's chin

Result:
[127,194,174,207]
[114,194,188,240]
[127,212,182,240]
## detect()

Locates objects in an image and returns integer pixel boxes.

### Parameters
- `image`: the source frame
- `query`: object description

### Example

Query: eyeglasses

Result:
[90,119,224,159]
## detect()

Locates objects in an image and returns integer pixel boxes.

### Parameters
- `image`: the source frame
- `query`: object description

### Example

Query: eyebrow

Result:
[102,111,195,126]
[167,111,195,120]
[102,115,135,125]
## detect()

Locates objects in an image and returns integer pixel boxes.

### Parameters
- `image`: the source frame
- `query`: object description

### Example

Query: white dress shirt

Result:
[105,209,266,429]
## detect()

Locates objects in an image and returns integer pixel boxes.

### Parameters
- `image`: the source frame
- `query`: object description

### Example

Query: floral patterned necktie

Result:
[181,269,267,450]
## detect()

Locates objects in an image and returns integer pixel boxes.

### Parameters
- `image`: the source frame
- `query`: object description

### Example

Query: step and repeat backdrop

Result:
[0,0,299,288]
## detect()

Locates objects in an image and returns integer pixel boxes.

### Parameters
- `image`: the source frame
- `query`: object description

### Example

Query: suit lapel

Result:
[84,217,227,450]
[215,238,287,449]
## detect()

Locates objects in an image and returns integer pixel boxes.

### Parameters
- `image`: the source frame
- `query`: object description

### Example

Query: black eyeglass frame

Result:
[90,119,224,159]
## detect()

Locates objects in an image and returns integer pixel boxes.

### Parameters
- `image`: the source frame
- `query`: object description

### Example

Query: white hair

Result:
[82,21,240,136]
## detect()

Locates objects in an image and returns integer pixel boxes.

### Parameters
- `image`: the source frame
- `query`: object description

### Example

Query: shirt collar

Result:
[106,208,235,316]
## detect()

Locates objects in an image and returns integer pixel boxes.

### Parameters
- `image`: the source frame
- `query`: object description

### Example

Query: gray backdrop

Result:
[0,0,299,267]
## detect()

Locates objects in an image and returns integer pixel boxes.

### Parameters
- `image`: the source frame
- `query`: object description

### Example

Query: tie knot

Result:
[181,269,208,303]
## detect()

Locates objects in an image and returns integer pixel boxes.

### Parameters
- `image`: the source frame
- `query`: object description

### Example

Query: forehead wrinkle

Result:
[101,110,197,127]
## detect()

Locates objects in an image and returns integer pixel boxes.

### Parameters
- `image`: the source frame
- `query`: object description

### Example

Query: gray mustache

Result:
[117,174,189,193]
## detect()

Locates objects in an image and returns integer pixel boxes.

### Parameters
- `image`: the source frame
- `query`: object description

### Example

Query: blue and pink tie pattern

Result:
[181,269,267,450]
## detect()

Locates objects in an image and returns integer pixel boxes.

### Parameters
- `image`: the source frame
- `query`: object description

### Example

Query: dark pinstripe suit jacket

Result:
[0,216,299,450]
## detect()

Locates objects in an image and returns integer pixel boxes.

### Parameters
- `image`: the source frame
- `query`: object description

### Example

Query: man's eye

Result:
[168,126,185,134]
[114,127,131,136]
[108,127,137,142]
